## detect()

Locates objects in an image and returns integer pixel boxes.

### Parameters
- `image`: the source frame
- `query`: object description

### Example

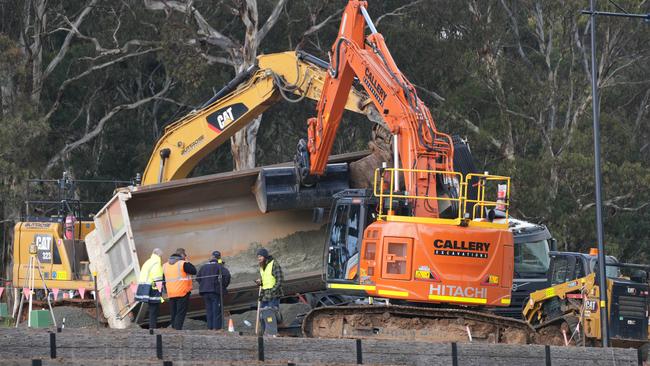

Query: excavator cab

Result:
[325,190,377,286]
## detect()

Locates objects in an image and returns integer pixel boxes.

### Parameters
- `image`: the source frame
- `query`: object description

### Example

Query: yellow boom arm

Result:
[141,51,370,186]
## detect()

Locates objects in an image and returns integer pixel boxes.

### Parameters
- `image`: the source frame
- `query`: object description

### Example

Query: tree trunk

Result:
[231,115,262,170]
[30,0,46,104]
[0,78,15,117]
[230,0,261,170]
[229,55,260,170]
[229,56,262,170]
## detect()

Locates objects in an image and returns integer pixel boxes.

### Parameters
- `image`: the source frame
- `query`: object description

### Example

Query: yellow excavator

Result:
[12,205,95,294]
[523,250,650,347]
[10,173,135,304]
[142,50,373,186]
[11,50,374,305]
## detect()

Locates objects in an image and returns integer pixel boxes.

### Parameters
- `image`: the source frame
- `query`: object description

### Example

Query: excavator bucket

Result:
[254,163,349,213]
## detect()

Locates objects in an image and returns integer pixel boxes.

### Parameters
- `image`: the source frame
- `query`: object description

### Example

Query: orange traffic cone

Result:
[228,318,235,332]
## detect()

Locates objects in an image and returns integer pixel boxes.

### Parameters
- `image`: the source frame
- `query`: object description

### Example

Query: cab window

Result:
[551,257,569,285]
[327,203,362,281]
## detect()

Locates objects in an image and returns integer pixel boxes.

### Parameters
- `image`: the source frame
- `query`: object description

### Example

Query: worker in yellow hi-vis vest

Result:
[255,248,283,336]
[135,248,164,329]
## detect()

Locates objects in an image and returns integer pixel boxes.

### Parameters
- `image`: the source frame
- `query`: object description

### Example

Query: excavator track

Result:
[302,305,535,344]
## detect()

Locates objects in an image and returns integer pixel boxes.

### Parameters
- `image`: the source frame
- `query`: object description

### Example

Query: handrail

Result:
[464,173,511,221]
[373,168,510,227]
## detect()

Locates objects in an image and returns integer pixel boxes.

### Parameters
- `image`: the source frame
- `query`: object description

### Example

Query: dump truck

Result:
[85,152,368,328]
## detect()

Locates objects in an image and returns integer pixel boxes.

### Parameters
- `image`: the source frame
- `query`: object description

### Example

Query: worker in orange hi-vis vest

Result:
[162,248,197,330]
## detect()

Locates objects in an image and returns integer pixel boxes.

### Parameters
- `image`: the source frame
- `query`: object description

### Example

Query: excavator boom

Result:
[141,51,371,186]
[299,1,454,214]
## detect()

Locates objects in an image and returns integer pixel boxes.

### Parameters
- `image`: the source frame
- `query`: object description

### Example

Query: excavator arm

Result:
[296,1,454,217]
[141,51,371,186]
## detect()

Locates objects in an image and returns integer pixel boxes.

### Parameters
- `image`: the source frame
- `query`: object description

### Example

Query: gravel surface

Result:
[52,306,98,328]
[169,317,208,330]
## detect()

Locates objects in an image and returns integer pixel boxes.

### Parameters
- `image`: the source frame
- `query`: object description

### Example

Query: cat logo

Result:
[585,299,598,311]
[216,107,234,130]
[207,103,249,133]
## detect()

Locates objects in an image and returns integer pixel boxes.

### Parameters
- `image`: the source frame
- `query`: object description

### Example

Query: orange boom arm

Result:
[299,0,454,217]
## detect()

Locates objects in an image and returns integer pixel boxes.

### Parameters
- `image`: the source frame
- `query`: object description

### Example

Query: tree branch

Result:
[42,47,162,122]
[580,193,649,212]
[635,89,650,132]
[300,8,343,38]
[200,53,235,66]
[56,17,157,56]
[505,108,537,124]
[375,0,424,26]
[413,84,446,103]
[447,111,505,153]
[143,0,238,51]
[42,0,99,82]
[498,0,533,69]
[256,0,288,47]
[44,77,173,174]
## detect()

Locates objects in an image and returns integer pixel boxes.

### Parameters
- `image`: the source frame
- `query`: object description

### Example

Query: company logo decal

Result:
[363,68,387,106]
[433,239,490,259]
[429,284,487,299]
[181,135,205,156]
[206,103,249,132]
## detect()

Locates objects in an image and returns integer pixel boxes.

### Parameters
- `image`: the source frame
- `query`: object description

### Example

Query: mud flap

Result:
[254,163,349,213]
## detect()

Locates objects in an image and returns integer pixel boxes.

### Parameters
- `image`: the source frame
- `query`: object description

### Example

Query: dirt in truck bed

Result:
[224,226,327,284]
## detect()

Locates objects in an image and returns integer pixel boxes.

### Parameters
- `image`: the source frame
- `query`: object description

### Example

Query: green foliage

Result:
[0,0,648,266]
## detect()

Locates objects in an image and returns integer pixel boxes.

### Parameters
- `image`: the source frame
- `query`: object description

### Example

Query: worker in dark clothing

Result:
[197,250,231,330]
[255,248,284,336]
[162,248,197,330]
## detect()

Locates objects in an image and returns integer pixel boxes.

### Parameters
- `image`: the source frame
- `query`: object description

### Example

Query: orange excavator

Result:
[269,0,534,342]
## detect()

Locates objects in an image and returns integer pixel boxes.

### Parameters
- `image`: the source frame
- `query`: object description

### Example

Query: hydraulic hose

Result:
[297,50,329,69]
[201,64,259,108]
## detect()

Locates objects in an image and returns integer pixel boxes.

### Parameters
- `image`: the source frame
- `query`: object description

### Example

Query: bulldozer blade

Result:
[254,163,349,213]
